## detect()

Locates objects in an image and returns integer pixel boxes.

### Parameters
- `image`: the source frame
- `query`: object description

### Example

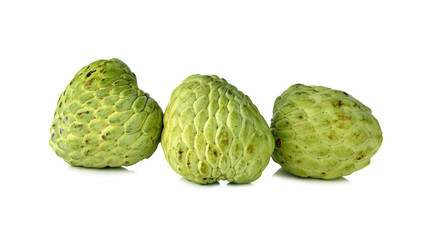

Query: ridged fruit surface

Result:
[162,74,274,184]
[271,84,382,179]
[49,58,163,168]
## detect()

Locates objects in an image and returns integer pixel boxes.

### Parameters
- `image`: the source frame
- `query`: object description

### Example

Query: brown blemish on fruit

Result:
[328,135,333,140]
[187,162,190,166]
[86,78,94,86]
[276,139,281,148]
[247,145,254,154]
[77,111,89,116]
[102,136,106,140]
[178,150,183,156]
[338,100,343,107]
[59,102,62,108]
[299,115,303,119]
[337,114,352,121]
[357,152,365,160]
[296,160,301,163]
[203,178,207,180]
[342,91,349,96]
[295,145,298,149]
[213,151,218,156]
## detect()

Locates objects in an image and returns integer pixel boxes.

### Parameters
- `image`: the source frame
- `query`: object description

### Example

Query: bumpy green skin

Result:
[49,58,163,168]
[271,84,383,179]
[162,75,274,184]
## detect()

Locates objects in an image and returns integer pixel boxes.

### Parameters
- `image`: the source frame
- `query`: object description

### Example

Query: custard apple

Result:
[271,84,383,179]
[49,58,163,168]
[161,74,274,184]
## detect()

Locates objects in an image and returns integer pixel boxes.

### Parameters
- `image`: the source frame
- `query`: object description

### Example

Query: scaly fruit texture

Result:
[271,84,383,179]
[162,74,274,184]
[49,58,163,168]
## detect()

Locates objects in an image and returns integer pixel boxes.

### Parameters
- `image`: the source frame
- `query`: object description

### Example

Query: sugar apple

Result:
[271,84,383,179]
[161,74,274,184]
[49,58,163,168]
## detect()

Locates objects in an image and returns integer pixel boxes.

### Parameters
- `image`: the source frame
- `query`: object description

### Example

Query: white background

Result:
[1,1,423,239]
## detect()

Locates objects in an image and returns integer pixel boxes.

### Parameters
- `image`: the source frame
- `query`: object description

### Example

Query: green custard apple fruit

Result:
[271,84,383,179]
[49,58,163,168]
[162,74,275,184]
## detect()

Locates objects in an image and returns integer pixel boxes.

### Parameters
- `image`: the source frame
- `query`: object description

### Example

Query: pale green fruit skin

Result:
[49,58,163,168]
[162,75,274,184]
[271,84,383,179]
